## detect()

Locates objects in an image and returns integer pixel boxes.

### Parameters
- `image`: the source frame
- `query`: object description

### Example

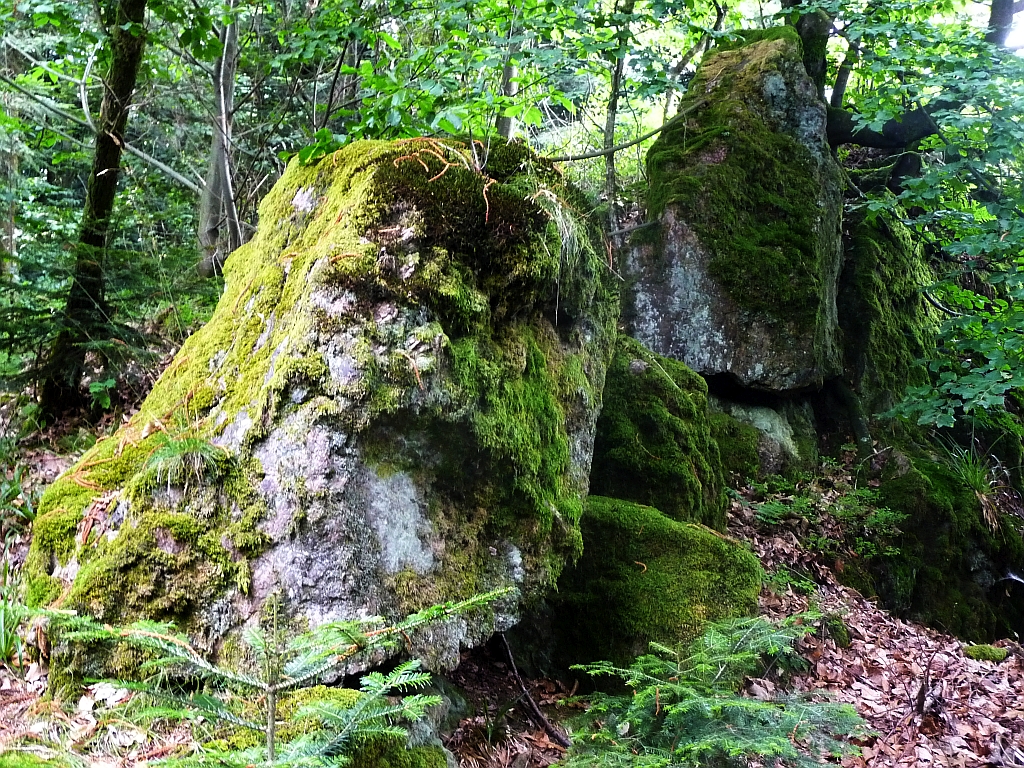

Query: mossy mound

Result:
[838,209,939,414]
[26,138,618,682]
[866,459,1024,641]
[590,336,726,529]
[555,496,762,664]
[709,412,762,481]
[625,29,843,391]
[963,644,1008,662]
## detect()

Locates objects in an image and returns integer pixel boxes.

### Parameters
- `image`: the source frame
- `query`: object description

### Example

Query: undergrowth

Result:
[29,589,510,766]
[565,616,867,767]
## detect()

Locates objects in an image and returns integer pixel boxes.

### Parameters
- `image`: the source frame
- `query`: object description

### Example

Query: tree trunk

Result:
[986,0,1023,46]
[39,0,148,415]
[198,4,241,278]
[495,57,519,139]
[603,56,624,240]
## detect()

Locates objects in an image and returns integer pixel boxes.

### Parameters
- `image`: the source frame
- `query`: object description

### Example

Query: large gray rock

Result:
[27,140,617,676]
[623,27,844,392]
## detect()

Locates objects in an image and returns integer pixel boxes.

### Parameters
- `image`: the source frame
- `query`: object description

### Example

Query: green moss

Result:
[61,510,235,625]
[27,507,80,566]
[872,459,1024,641]
[647,33,832,329]
[709,411,762,481]
[0,752,72,767]
[839,209,938,413]
[555,496,762,664]
[590,336,726,529]
[350,740,448,768]
[824,615,851,648]
[25,575,61,608]
[716,25,802,53]
[963,644,1008,662]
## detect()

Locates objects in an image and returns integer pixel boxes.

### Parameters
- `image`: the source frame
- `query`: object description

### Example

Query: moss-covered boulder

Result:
[838,209,939,414]
[590,336,726,529]
[623,27,843,391]
[26,139,618,676]
[555,496,762,664]
[865,458,1024,641]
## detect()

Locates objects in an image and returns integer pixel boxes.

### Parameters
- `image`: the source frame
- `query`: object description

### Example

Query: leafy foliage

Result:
[565,616,867,767]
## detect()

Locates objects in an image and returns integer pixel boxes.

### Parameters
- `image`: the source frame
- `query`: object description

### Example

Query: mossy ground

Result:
[590,336,726,529]
[555,496,762,665]
[647,31,830,330]
[963,644,1008,662]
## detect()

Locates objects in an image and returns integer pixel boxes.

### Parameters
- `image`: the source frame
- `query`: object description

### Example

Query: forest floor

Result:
[1,440,1023,766]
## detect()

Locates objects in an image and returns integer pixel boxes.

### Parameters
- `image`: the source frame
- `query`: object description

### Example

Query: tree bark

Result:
[604,55,624,240]
[39,0,148,415]
[986,0,1024,46]
[495,57,519,139]
[198,4,241,278]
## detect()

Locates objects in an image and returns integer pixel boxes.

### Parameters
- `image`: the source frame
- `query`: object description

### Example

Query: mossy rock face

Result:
[866,458,1024,641]
[710,398,818,478]
[623,28,843,391]
[26,139,618,678]
[838,209,939,414]
[555,496,762,664]
[709,411,762,481]
[590,336,726,529]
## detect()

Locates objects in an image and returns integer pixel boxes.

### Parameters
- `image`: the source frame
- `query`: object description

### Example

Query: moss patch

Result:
[870,459,1024,641]
[555,496,762,664]
[709,411,763,482]
[716,25,802,53]
[647,33,835,330]
[590,336,726,529]
[963,644,1008,662]
[838,209,938,413]
[350,740,448,768]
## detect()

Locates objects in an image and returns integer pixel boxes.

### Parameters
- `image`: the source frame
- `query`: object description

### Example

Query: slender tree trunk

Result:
[829,42,858,109]
[603,56,624,240]
[603,0,636,243]
[495,21,521,140]
[39,0,148,415]
[495,58,519,139]
[198,3,241,278]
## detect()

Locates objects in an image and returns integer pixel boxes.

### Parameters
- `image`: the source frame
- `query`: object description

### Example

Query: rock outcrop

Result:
[27,139,618,675]
[590,336,726,529]
[623,27,844,392]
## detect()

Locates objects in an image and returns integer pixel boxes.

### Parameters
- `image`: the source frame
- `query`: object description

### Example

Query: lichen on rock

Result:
[623,27,844,391]
[26,138,618,679]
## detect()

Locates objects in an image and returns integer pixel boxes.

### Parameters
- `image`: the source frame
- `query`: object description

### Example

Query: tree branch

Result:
[543,99,706,162]
[826,102,948,149]
[0,73,203,194]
